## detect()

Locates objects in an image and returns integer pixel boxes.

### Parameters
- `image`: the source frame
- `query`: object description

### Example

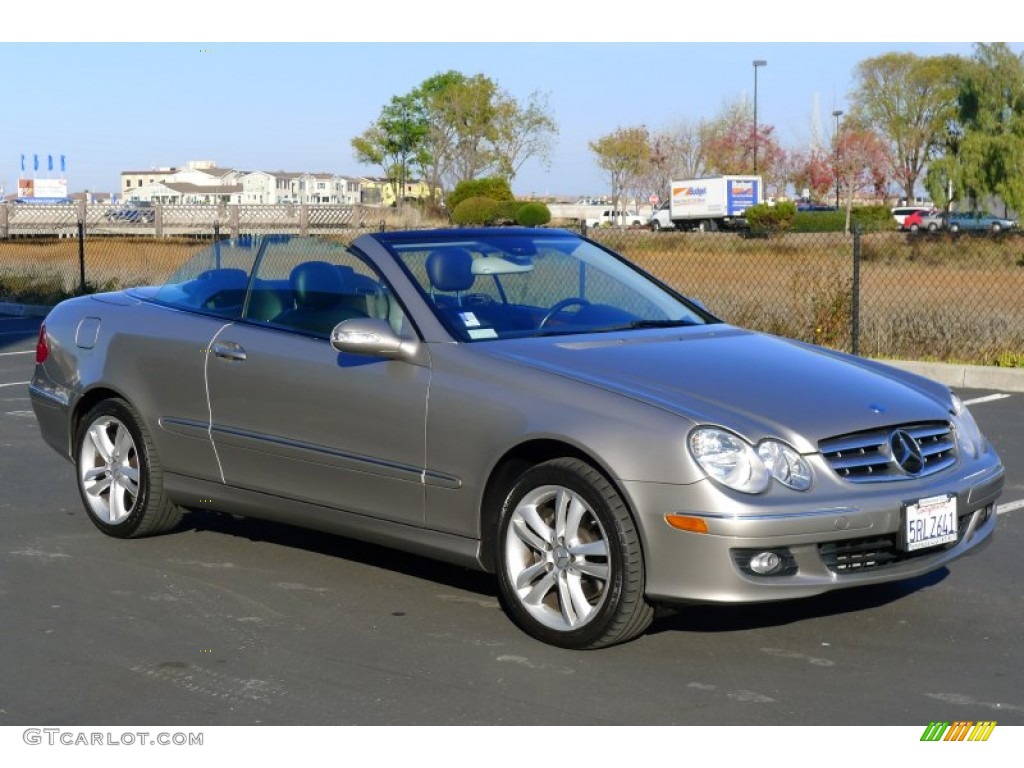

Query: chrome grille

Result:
[819,421,957,483]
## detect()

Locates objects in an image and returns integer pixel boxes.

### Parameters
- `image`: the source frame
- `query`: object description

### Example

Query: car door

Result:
[205,239,430,524]
[137,239,263,482]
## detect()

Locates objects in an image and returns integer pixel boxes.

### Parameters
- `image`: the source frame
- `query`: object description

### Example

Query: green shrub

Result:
[851,205,893,233]
[494,200,520,224]
[451,196,500,225]
[746,201,796,235]
[447,177,514,211]
[515,202,551,227]
[790,210,846,232]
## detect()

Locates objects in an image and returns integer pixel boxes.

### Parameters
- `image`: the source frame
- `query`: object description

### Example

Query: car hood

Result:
[482,326,952,453]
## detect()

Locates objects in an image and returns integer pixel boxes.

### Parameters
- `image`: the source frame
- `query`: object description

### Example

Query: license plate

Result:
[903,494,958,552]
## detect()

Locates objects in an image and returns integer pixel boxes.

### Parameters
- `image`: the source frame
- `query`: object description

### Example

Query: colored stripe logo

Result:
[920,721,996,741]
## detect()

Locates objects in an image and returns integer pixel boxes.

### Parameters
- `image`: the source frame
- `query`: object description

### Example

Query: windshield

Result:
[383,230,714,341]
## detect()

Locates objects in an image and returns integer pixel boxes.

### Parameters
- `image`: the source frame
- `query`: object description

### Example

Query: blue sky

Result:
[1,8,1015,198]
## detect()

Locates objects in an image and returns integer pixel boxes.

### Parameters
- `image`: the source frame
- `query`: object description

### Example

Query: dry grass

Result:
[591,229,1024,365]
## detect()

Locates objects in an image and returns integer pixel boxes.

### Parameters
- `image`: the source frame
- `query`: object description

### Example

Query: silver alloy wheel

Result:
[503,484,611,632]
[79,415,141,525]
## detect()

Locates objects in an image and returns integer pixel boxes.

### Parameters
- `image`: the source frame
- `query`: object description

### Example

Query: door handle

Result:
[211,341,247,362]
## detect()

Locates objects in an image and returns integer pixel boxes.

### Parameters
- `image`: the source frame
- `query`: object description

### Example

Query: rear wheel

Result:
[496,458,653,649]
[650,220,662,232]
[75,398,183,538]
[992,223,1002,233]
[949,223,960,233]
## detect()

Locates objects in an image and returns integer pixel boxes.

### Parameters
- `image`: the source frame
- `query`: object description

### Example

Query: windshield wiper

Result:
[531,319,699,338]
[597,319,700,332]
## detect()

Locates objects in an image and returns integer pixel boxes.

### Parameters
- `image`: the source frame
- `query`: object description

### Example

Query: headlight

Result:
[757,440,813,491]
[689,428,769,493]
[689,428,813,494]
[950,393,984,458]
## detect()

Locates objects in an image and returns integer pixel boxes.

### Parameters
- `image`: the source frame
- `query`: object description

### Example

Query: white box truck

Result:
[648,175,762,231]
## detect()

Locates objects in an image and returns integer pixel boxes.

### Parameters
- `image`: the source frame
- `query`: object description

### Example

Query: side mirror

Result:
[330,318,418,362]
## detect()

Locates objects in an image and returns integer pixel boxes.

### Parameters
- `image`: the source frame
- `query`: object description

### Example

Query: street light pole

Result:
[832,109,844,209]
[753,60,767,174]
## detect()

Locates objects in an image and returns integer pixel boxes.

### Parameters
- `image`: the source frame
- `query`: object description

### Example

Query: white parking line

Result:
[0,381,29,388]
[0,350,35,356]
[997,499,1024,516]
[963,393,1011,406]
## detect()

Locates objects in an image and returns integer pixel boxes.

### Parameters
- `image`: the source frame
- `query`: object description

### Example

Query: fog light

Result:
[732,548,797,577]
[749,551,783,575]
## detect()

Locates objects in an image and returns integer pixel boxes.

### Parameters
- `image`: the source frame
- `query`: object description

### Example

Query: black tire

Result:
[75,398,183,538]
[650,220,661,232]
[496,458,653,649]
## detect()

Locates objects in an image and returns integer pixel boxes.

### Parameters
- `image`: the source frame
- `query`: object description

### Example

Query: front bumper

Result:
[626,455,1004,604]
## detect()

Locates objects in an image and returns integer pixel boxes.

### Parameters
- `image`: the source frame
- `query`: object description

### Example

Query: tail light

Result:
[35,323,49,364]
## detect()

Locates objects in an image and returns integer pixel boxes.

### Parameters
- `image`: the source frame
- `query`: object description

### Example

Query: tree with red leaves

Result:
[834,124,892,231]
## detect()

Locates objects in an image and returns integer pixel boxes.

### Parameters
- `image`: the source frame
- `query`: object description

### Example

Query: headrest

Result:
[183,268,248,297]
[425,248,475,293]
[290,261,346,308]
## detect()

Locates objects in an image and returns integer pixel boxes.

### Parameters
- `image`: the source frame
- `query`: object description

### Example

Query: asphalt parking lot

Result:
[1,312,1022,726]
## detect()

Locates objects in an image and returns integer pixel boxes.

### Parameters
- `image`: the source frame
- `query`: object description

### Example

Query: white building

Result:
[124,181,243,205]
[121,161,373,206]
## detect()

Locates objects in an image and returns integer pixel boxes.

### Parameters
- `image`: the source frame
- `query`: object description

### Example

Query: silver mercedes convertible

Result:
[30,229,1004,649]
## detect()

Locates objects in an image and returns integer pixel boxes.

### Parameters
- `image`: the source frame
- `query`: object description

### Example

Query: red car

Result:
[902,209,942,232]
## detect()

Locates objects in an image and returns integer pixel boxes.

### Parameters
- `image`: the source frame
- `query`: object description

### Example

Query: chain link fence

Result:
[585,224,1024,367]
[2,203,1022,366]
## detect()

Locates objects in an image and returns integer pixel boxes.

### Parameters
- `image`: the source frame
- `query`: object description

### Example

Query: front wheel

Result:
[496,458,653,649]
[949,223,960,233]
[75,398,183,538]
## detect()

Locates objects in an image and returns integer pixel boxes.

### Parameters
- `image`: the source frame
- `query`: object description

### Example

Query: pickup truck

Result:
[585,209,645,228]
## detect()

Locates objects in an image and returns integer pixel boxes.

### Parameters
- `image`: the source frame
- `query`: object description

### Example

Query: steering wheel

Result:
[539,297,591,329]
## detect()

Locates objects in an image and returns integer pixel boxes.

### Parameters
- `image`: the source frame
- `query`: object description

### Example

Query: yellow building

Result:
[360,177,440,207]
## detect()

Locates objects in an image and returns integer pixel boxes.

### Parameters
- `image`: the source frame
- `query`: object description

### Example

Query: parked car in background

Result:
[796,202,837,212]
[586,209,644,228]
[944,210,1017,233]
[30,229,1003,649]
[902,209,944,232]
[105,201,155,223]
[891,205,932,229]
